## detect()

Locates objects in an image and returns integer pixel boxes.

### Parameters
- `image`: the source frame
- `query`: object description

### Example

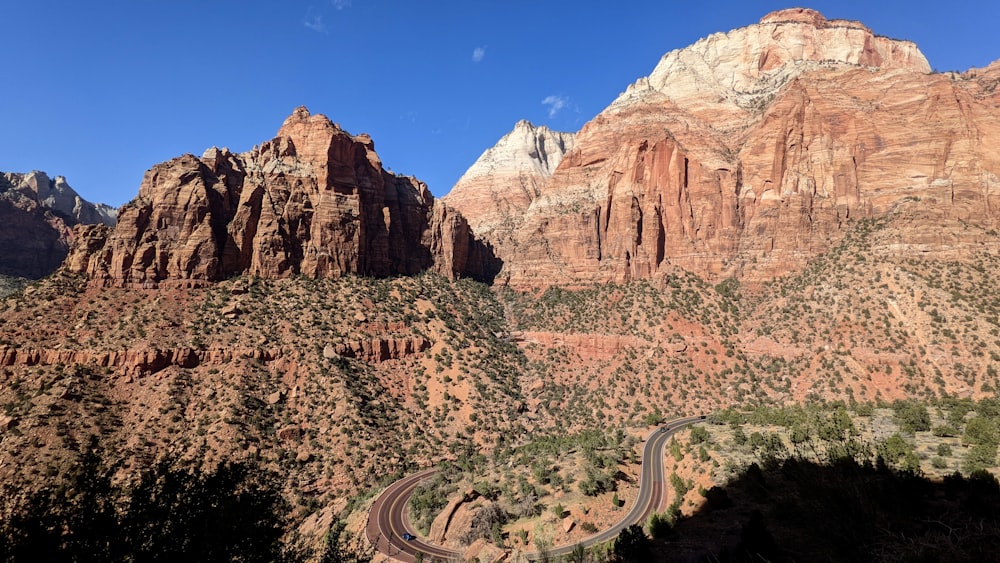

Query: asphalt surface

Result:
[366,468,458,562]
[366,415,705,562]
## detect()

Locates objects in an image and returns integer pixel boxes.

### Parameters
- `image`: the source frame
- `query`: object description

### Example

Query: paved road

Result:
[366,415,705,562]
[529,415,704,560]
[366,468,458,562]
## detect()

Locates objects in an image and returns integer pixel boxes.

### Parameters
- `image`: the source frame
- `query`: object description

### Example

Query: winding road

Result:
[366,415,706,562]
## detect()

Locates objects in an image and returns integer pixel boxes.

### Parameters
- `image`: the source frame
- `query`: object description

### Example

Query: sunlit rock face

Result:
[67,107,498,287]
[452,9,1000,288]
[445,120,575,258]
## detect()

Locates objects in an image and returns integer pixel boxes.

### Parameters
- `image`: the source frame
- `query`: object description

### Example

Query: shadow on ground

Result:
[653,457,1000,562]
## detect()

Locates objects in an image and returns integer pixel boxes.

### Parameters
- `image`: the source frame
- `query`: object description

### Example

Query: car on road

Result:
[401,532,416,541]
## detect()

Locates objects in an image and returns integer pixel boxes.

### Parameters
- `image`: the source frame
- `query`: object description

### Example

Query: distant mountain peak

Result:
[0,170,116,280]
[445,121,575,252]
[455,122,575,186]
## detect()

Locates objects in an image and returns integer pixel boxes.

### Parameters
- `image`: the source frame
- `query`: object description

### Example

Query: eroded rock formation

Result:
[447,8,1000,288]
[0,171,116,279]
[444,120,574,255]
[67,107,498,287]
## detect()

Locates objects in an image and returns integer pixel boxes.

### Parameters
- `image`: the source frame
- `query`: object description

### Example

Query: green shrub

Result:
[646,512,672,539]
[932,424,960,438]
[963,416,999,446]
[893,400,931,433]
[689,425,710,444]
[964,443,998,474]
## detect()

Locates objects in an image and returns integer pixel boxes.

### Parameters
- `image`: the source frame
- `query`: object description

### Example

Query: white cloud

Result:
[332,0,352,9]
[304,13,328,33]
[472,46,486,63]
[541,95,569,118]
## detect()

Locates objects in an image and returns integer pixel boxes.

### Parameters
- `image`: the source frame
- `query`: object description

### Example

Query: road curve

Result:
[366,415,705,562]
[365,468,459,562]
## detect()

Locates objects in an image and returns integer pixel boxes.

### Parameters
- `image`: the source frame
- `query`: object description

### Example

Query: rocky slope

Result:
[444,120,574,255]
[67,107,498,287]
[0,171,115,280]
[6,219,1000,556]
[447,8,1000,288]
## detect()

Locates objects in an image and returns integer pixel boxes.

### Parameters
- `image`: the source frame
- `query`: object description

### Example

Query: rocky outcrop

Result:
[0,336,431,377]
[0,345,280,377]
[67,107,498,287]
[0,171,116,279]
[428,490,479,544]
[323,336,431,363]
[445,121,574,254]
[454,9,1000,288]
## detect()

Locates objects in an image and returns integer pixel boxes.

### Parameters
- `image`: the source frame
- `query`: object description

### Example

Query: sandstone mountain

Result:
[4,9,1000,560]
[0,171,115,281]
[444,120,574,255]
[67,107,498,287]
[447,8,1000,288]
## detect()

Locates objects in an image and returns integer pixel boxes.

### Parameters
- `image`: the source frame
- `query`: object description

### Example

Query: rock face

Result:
[0,171,116,279]
[448,8,1000,288]
[67,107,498,287]
[444,121,574,254]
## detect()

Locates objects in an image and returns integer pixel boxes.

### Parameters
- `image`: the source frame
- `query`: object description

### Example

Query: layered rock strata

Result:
[448,8,1000,288]
[444,120,574,254]
[67,107,498,287]
[0,334,430,377]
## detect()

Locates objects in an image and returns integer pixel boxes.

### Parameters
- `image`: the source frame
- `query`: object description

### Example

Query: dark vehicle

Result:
[402,533,416,541]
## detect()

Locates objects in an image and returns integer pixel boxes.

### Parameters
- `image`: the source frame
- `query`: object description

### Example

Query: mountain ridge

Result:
[66,106,498,288]
[0,171,116,283]
[446,7,998,289]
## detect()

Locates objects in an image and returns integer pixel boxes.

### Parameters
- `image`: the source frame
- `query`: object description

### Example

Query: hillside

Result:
[5,217,1000,552]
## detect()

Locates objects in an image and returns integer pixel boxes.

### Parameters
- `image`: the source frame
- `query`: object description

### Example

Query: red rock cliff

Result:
[447,9,1000,288]
[67,107,498,286]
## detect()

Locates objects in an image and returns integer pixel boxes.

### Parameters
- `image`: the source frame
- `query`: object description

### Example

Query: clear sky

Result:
[2,1,998,206]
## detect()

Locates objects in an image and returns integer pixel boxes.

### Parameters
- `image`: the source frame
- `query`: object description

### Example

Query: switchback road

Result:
[366,415,705,562]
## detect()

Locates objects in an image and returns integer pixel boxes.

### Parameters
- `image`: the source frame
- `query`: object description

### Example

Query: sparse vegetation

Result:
[4,214,1000,557]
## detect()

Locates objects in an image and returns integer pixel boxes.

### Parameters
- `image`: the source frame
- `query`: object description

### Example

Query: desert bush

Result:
[893,400,931,433]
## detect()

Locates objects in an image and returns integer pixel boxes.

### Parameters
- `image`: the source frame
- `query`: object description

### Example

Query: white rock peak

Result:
[612,8,931,114]
[455,120,576,185]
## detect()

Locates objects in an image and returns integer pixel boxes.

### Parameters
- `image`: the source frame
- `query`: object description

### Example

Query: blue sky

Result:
[2,1,997,206]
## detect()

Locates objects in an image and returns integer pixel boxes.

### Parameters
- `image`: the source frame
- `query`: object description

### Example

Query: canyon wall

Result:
[446,8,1000,288]
[67,107,498,287]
